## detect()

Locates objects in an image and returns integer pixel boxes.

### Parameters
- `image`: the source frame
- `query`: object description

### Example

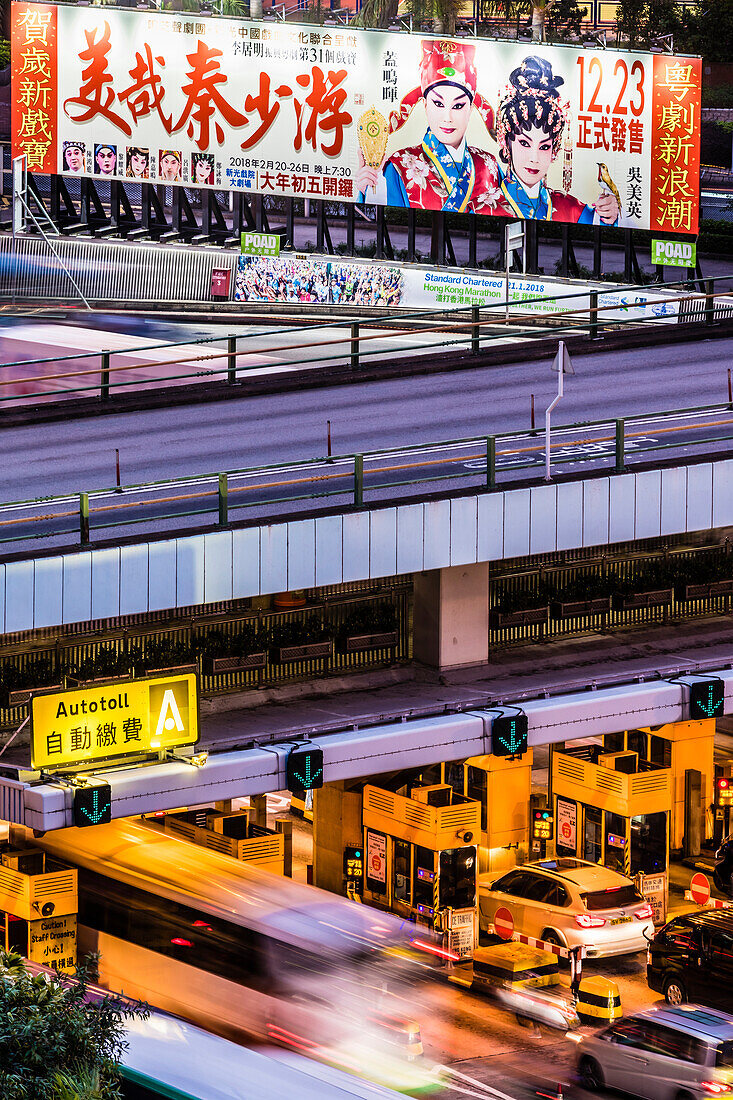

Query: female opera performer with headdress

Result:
[493,55,620,225]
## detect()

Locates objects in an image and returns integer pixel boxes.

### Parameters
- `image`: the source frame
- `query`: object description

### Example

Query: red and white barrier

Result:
[487,926,586,985]
[684,891,732,910]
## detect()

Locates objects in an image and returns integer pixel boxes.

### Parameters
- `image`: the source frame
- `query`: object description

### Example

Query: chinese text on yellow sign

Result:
[31,674,198,770]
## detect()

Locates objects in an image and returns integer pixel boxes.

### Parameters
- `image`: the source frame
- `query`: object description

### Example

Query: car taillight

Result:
[575,914,606,928]
[701,1083,729,1095]
[635,904,653,920]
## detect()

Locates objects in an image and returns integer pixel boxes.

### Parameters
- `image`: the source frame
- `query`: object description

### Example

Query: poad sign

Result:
[31,674,198,770]
[11,2,702,231]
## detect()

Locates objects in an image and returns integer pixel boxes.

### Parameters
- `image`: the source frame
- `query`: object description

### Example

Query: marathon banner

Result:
[234,254,680,323]
[11,2,701,232]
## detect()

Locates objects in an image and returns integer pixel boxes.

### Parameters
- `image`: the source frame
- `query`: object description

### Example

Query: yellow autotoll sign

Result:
[31,674,198,770]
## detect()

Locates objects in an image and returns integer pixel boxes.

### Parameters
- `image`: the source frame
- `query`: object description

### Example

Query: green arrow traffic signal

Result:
[286,747,324,793]
[492,714,528,758]
[73,784,112,827]
[689,680,725,720]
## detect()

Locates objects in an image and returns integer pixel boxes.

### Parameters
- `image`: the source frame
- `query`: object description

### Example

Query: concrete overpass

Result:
[1,455,731,657]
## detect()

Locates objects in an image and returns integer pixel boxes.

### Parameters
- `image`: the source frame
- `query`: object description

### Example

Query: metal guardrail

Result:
[0,267,732,407]
[2,398,733,552]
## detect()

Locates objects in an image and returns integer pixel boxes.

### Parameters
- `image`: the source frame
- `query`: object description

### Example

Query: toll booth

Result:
[415,755,533,875]
[603,720,714,854]
[361,783,481,959]
[552,745,671,879]
[161,808,286,874]
[0,847,78,971]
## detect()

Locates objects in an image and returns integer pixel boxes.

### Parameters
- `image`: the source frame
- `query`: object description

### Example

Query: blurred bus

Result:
[120,1010,415,1100]
[32,818,436,1093]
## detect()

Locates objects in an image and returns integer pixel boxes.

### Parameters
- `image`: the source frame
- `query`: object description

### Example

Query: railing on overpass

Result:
[0,275,732,409]
[2,397,732,552]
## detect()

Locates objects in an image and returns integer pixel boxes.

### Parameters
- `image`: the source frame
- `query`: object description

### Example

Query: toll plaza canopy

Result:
[4,667,732,832]
[11,2,701,232]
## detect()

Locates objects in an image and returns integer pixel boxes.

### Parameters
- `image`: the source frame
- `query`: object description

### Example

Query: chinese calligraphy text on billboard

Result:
[11,3,701,232]
[31,673,198,770]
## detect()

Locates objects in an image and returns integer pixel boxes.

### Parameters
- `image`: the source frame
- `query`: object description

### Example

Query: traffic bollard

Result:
[589,291,599,341]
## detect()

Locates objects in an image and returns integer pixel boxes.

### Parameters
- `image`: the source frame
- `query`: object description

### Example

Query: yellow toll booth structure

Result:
[0,847,78,972]
[552,746,671,879]
[456,753,533,875]
[602,721,715,855]
[361,783,481,959]
[161,808,286,874]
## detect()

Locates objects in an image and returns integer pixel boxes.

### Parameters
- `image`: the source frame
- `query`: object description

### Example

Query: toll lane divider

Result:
[485,925,586,986]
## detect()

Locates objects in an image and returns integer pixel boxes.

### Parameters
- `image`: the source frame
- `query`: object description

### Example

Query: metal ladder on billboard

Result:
[11,155,90,309]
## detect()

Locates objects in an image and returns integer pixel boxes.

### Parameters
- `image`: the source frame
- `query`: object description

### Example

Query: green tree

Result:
[352,0,399,29]
[615,0,681,49]
[402,0,464,33]
[545,0,588,39]
[0,952,147,1100]
[477,0,562,41]
[676,0,733,62]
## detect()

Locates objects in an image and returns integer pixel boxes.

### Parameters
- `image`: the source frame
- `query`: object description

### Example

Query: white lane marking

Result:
[436,1064,522,1100]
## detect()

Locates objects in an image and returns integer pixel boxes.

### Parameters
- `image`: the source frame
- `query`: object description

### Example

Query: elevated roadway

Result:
[1,333,731,506]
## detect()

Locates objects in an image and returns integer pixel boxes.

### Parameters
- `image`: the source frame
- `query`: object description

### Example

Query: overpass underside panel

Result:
[1,459,732,635]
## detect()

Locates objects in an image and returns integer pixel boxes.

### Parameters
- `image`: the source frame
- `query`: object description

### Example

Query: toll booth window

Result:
[604,812,627,874]
[603,732,625,755]
[420,765,441,787]
[439,847,476,910]
[583,805,602,864]
[650,735,671,768]
[627,729,647,761]
[393,839,411,905]
[466,767,487,831]
[414,847,435,909]
[630,811,667,874]
[445,763,464,798]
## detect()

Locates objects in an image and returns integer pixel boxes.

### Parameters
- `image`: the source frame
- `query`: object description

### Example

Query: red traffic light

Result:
[718,778,730,790]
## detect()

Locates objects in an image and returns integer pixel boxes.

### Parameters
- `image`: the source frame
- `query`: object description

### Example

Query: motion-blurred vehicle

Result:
[120,1009,415,1100]
[492,983,580,1032]
[575,1005,733,1099]
[478,858,654,959]
[30,819,438,1093]
[647,909,733,1008]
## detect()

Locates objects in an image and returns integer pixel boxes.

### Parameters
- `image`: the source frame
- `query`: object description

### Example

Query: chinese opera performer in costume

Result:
[494,56,620,225]
[356,40,500,214]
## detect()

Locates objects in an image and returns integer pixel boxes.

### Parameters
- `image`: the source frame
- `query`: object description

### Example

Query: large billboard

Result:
[11,2,701,232]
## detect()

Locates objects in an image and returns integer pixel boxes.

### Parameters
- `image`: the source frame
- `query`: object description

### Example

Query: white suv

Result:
[478,858,654,958]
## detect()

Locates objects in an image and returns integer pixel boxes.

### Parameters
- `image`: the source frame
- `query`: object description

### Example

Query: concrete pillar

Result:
[313,781,363,896]
[413,563,489,670]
